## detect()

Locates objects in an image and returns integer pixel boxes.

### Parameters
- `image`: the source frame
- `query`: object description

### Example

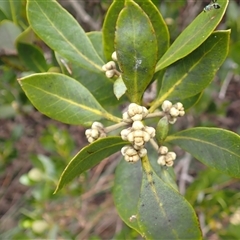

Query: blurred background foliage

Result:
[0,0,240,239]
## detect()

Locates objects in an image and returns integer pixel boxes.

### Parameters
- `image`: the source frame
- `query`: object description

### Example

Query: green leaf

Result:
[150,31,230,111]
[87,31,105,61]
[0,8,7,21]
[181,92,203,110]
[115,0,158,103]
[16,27,49,72]
[18,73,120,125]
[166,127,240,178]
[156,0,229,71]
[0,0,22,24]
[0,20,21,52]
[102,0,125,61]
[113,159,142,234]
[133,0,169,59]
[138,156,202,239]
[17,43,48,72]
[26,0,104,73]
[113,76,127,100]
[55,137,128,193]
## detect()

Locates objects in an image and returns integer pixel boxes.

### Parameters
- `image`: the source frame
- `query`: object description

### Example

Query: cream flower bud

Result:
[92,122,104,129]
[169,107,179,117]
[157,156,166,165]
[169,117,177,124]
[121,145,130,155]
[166,152,177,162]
[179,110,185,117]
[145,126,155,138]
[122,112,132,123]
[139,148,147,157]
[85,129,92,136]
[162,100,172,112]
[105,61,116,70]
[132,121,144,130]
[111,51,118,61]
[102,64,108,71]
[91,128,99,138]
[166,161,174,167]
[88,137,94,143]
[176,102,183,109]
[105,69,115,78]
[142,132,151,142]
[158,146,168,155]
[120,128,131,141]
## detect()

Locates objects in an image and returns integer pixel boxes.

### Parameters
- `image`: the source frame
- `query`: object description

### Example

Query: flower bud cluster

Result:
[161,100,185,124]
[121,145,147,163]
[157,146,176,167]
[85,122,106,143]
[102,51,119,78]
[122,103,148,123]
[121,104,155,163]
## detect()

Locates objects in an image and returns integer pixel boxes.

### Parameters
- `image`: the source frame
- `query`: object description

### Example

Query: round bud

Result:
[105,61,116,70]
[169,117,177,124]
[157,156,166,165]
[158,146,168,155]
[132,121,144,130]
[145,126,156,138]
[169,107,179,117]
[111,51,118,61]
[139,148,147,157]
[166,161,174,167]
[92,122,104,129]
[32,220,48,234]
[120,128,131,141]
[28,168,43,182]
[162,100,172,112]
[105,70,115,78]
[166,152,177,161]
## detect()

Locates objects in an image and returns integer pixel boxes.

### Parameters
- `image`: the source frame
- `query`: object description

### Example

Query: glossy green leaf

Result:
[19,73,120,125]
[87,31,105,61]
[156,0,229,71]
[113,159,142,234]
[133,0,169,59]
[0,20,21,52]
[102,0,125,61]
[54,32,121,109]
[150,31,230,111]
[27,0,104,73]
[115,0,158,103]
[55,137,128,193]
[138,156,202,239]
[17,43,48,72]
[181,92,203,110]
[166,128,240,178]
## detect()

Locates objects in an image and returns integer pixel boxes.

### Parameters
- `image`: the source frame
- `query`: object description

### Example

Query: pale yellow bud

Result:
[139,148,147,157]
[159,146,168,155]
[132,120,144,130]
[105,69,115,78]
[111,51,118,61]
[169,107,179,117]
[162,100,172,112]
[157,156,166,165]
